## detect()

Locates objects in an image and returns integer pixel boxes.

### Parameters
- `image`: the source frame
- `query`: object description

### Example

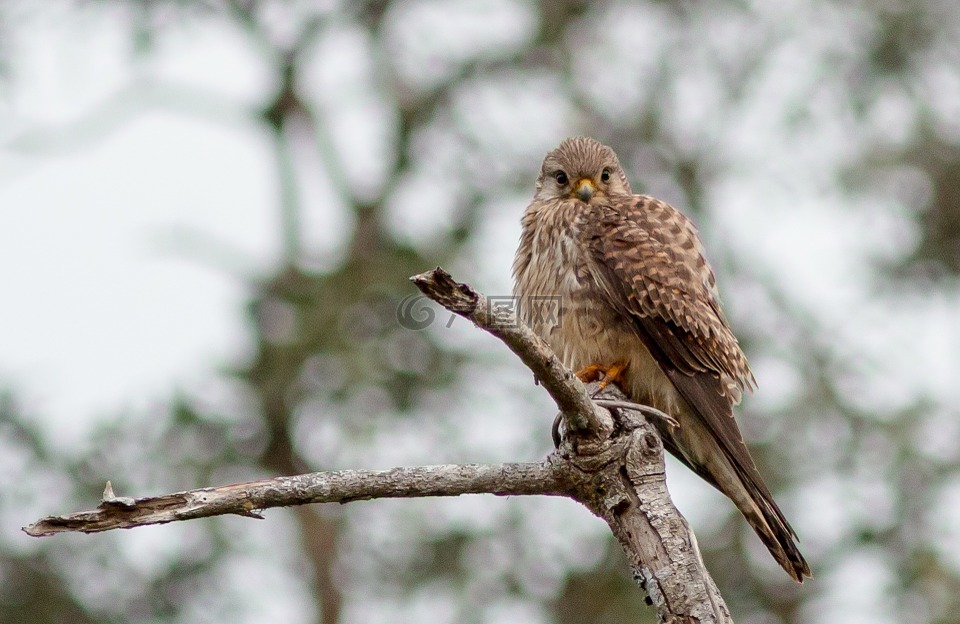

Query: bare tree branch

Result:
[410,267,733,623]
[23,461,571,537]
[24,266,734,623]
[410,267,609,437]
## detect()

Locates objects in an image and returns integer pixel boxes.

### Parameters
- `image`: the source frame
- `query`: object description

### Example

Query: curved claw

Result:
[551,413,562,448]
[592,399,679,430]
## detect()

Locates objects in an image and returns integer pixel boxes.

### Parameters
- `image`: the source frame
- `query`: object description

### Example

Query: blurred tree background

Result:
[2,1,960,623]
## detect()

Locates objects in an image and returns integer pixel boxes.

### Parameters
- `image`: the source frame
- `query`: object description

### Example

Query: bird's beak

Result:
[574,178,596,202]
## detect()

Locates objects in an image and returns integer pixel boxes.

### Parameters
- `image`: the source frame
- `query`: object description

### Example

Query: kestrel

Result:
[512,136,811,582]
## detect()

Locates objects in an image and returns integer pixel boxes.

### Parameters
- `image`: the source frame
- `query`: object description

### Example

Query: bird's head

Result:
[534,136,632,204]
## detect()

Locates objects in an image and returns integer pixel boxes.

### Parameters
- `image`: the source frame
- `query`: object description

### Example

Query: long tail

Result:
[657,400,812,582]
[737,481,812,582]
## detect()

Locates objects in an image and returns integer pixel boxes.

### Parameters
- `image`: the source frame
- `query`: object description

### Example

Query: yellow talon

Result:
[597,362,628,390]
[575,364,604,383]
[575,362,629,390]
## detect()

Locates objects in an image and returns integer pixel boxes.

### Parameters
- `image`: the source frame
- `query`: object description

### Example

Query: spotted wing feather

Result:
[576,195,806,567]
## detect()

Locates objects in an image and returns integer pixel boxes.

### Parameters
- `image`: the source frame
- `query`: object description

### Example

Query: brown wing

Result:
[579,195,754,389]
[575,194,786,521]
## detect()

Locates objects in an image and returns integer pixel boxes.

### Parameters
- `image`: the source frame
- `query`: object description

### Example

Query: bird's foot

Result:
[597,362,627,391]
[575,364,605,384]
[575,362,628,392]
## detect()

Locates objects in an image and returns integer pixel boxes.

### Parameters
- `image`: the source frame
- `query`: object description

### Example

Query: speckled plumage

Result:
[513,136,810,581]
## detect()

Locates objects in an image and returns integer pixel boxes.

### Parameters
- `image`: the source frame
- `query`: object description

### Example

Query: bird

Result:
[512,136,811,582]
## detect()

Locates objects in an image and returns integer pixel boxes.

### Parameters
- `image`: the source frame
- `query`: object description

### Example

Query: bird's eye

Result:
[554,171,568,185]
[601,168,611,182]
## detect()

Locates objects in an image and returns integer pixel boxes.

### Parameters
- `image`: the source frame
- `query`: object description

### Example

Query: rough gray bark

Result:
[23,462,571,535]
[24,267,733,624]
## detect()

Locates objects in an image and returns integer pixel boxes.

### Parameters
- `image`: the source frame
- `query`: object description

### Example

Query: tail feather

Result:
[743,494,812,582]
[657,409,812,582]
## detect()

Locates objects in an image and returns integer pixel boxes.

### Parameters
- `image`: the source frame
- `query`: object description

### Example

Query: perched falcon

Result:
[512,136,811,582]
